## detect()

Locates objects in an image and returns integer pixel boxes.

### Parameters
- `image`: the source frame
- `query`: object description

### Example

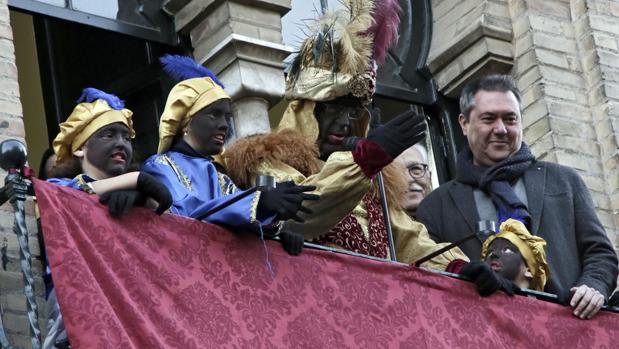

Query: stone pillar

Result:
[165,0,292,139]
[231,97,271,138]
[428,0,514,97]
[429,0,619,255]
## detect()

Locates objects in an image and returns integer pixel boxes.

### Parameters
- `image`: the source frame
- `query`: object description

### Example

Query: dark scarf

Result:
[171,139,211,159]
[456,143,536,227]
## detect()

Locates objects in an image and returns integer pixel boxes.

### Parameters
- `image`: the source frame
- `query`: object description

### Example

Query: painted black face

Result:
[315,101,364,160]
[83,122,133,177]
[185,99,232,156]
[484,238,526,282]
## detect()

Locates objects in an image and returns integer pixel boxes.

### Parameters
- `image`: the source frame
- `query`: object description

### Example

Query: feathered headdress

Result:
[157,55,230,154]
[286,0,402,105]
[277,0,402,141]
[368,0,402,64]
[77,87,126,110]
[160,54,225,88]
[53,87,134,163]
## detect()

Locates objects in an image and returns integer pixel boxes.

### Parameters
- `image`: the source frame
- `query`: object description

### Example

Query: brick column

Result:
[165,0,292,140]
[508,0,619,247]
[574,0,619,252]
[0,1,45,347]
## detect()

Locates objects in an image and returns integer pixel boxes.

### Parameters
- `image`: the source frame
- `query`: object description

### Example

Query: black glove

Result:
[136,172,173,215]
[366,110,426,159]
[258,181,320,222]
[54,339,71,349]
[99,190,146,218]
[460,261,519,297]
[280,231,304,256]
[609,292,619,308]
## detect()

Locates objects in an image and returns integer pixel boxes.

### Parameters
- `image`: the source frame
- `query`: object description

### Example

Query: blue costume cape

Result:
[140,140,273,227]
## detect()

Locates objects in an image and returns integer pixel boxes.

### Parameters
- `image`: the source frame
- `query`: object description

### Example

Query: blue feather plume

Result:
[159,54,224,88]
[77,88,125,110]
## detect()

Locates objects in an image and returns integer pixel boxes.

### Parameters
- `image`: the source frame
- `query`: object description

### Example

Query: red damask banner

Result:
[34,179,618,349]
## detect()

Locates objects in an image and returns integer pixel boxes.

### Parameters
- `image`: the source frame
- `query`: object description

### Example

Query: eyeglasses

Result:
[407,163,428,179]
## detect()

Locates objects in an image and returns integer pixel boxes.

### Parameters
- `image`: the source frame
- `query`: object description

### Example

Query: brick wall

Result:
[0,0,45,347]
[430,0,619,265]
[508,0,619,249]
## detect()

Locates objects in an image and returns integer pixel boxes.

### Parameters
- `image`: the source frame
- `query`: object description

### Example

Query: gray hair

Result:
[413,143,428,164]
[459,74,523,120]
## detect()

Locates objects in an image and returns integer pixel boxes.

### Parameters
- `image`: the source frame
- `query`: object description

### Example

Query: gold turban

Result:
[157,77,230,154]
[278,1,386,143]
[53,99,134,164]
[481,219,550,291]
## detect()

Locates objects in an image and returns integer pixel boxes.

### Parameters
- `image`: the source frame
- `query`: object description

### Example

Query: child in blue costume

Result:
[43,88,172,349]
[141,55,318,232]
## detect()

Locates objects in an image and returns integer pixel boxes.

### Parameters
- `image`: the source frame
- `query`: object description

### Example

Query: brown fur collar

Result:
[224,129,322,189]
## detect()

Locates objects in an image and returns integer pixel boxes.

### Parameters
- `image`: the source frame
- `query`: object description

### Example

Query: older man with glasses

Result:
[395,144,433,219]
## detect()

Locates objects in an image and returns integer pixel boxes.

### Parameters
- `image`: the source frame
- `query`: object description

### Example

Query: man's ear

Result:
[458,113,468,137]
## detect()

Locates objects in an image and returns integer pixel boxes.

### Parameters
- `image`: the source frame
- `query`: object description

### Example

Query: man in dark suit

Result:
[417,74,618,319]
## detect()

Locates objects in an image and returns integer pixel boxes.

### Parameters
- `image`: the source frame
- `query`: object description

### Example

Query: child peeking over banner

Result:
[49,87,172,216]
[481,219,550,292]
[43,87,173,349]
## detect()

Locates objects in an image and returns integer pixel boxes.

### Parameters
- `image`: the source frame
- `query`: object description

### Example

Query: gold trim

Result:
[249,191,261,224]
[217,173,227,194]
[157,155,192,192]
[75,174,96,194]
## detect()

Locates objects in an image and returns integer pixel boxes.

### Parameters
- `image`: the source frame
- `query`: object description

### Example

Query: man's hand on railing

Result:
[258,181,320,222]
[570,284,605,320]
[460,260,519,297]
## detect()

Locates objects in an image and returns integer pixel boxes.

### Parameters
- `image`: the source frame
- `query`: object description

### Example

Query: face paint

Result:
[82,123,133,177]
[484,238,527,282]
[184,99,232,156]
[315,101,364,160]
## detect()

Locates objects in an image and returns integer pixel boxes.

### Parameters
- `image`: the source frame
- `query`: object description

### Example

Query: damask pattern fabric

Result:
[34,179,618,349]
[314,193,388,258]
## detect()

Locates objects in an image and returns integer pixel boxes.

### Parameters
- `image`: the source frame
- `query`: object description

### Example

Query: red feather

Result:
[368,0,402,65]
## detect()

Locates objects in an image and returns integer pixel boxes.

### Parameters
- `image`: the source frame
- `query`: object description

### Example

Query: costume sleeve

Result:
[352,139,393,178]
[141,158,273,227]
[571,171,618,299]
[47,177,82,190]
[390,208,469,270]
[255,152,373,239]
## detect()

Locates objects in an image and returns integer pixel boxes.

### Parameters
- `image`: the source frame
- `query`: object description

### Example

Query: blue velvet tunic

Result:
[141,140,273,227]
